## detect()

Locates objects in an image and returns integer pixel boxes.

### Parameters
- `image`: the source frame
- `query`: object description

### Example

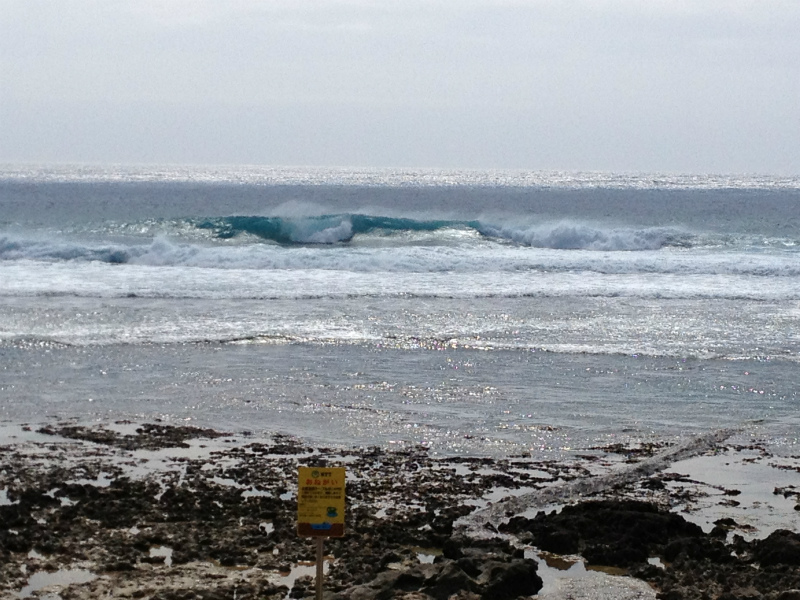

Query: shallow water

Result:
[665,450,800,537]
[2,341,798,458]
[532,551,656,600]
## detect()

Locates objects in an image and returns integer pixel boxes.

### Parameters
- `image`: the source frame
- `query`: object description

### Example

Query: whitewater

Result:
[1,165,799,457]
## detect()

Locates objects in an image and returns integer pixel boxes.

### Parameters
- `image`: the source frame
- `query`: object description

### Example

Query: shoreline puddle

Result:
[665,449,800,538]
[17,569,97,599]
[271,558,333,599]
[531,551,656,600]
[0,488,16,506]
[149,546,174,567]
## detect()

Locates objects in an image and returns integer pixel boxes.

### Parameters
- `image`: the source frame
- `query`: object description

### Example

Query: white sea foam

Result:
[303,219,353,244]
[478,222,680,251]
[2,232,800,281]
[2,259,800,304]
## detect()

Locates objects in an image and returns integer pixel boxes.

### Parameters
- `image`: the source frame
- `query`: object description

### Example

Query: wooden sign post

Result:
[297,466,346,600]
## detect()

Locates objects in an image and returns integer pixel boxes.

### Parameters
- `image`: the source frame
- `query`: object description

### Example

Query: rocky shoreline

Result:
[1,422,799,600]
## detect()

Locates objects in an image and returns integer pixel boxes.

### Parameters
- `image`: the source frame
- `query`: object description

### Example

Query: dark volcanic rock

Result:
[424,562,475,600]
[582,541,649,568]
[753,529,800,566]
[501,499,703,568]
[478,558,541,600]
[4,423,800,600]
[500,498,800,600]
[37,422,230,450]
[339,553,542,600]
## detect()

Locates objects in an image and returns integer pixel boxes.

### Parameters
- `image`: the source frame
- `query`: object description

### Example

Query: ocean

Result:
[1,165,799,458]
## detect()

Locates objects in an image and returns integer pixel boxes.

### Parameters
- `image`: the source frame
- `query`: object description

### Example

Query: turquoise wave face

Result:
[194,214,693,250]
[196,214,482,244]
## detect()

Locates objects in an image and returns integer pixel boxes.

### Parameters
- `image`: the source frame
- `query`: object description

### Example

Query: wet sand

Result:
[1,421,799,600]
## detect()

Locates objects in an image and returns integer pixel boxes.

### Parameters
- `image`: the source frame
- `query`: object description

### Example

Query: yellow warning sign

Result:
[297,466,346,537]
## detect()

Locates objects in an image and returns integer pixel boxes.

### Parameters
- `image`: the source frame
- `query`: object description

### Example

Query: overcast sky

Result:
[1,0,799,173]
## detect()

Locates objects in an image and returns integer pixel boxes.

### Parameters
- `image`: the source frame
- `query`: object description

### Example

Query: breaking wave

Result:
[478,222,690,251]
[197,215,481,244]
[195,214,690,250]
[0,235,131,264]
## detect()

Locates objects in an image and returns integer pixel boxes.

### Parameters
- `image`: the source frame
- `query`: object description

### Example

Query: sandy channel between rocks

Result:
[1,420,799,600]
